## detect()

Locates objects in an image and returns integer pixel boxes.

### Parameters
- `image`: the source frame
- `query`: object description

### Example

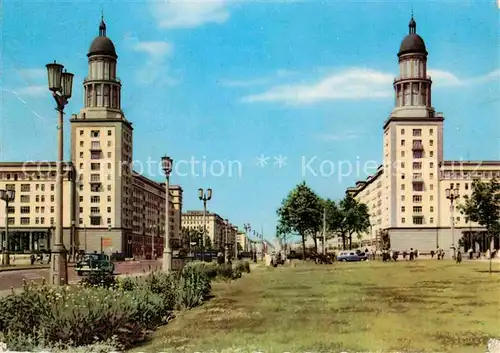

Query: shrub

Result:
[243,260,251,273]
[116,276,138,291]
[216,263,234,280]
[175,265,211,309]
[79,272,116,288]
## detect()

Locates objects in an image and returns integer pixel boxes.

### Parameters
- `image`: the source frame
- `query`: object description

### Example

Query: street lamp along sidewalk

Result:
[162,156,173,273]
[198,188,212,262]
[46,60,74,286]
[0,189,15,266]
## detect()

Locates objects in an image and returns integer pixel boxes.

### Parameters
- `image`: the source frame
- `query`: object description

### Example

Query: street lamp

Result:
[162,155,173,272]
[0,189,15,265]
[445,186,460,259]
[46,60,73,285]
[224,219,229,261]
[198,188,212,262]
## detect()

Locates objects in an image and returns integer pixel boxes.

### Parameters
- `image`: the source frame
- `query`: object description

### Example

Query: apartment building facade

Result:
[346,17,500,254]
[181,210,237,251]
[0,18,183,256]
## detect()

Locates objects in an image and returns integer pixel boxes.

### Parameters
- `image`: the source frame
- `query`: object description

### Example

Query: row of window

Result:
[401,216,464,225]
[79,140,113,148]
[81,129,113,137]
[401,139,434,147]
[6,206,55,214]
[16,195,55,203]
[401,128,434,137]
[5,217,54,225]
[401,183,434,191]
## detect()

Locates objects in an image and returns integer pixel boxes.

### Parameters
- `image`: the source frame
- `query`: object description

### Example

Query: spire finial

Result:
[99,11,106,36]
[409,10,416,34]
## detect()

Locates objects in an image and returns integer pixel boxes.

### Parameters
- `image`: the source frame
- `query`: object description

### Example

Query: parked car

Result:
[76,253,115,276]
[336,251,367,262]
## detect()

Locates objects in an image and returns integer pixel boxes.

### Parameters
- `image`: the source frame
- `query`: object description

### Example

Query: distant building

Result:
[181,210,237,251]
[345,17,500,254]
[0,18,183,257]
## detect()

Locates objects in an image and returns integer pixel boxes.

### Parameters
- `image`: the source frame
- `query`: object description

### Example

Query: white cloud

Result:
[130,40,177,86]
[18,68,46,80]
[242,67,500,105]
[150,0,230,29]
[14,85,47,97]
[427,69,463,87]
[242,68,394,104]
[133,41,173,59]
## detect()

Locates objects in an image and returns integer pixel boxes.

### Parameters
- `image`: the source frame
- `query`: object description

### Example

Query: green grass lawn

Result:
[132,260,500,353]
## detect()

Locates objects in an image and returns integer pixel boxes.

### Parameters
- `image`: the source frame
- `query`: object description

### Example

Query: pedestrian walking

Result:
[409,248,414,261]
[30,253,35,265]
[430,250,435,259]
[468,248,473,260]
[456,251,462,264]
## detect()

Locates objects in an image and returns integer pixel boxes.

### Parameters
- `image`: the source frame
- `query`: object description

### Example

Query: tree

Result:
[459,178,500,273]
[325,195,370,250]
[276,181,323,259]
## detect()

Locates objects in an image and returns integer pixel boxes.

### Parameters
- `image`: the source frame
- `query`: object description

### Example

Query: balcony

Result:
[412,175,424,183]
[90,142,102,152]
[412,142,424,151]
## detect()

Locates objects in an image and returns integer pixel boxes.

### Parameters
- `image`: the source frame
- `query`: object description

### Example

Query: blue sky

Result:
[1,0,499,240]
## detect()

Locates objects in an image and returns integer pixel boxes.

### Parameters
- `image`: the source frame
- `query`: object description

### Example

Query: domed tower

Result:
[382,16,444,251]
[83,15,121,111]
[71,16,134,255]
[393,16,433,111]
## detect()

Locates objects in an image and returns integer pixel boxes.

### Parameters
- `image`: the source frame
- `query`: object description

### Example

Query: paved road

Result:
[0,260,161,291]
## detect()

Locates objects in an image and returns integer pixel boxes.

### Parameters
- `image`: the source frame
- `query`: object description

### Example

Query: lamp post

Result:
[224,219,229,262]
[46,60,73,285]
[162,156,173,272]
[445,186,460,260]
[198,188,212,262]
[0,189,15,265]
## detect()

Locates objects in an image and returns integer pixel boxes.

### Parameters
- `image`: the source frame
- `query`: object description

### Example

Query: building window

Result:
[80,196,83,202]
[91,196,100,203]
[107,163,112,169]
[413,206,422,213]
[107,185,112,191]
[401,206,405,212]
[107,152,112,158]
[21,217,30,225]
[413,195,422,203]
[90,217,101,226]
[107,207,111,213]
[430,162,434,168]
[430,173,434,179]
[430,217,434,224]
[429,184,434,190]
[20,184,30,192]
[107,218,111,224]
[50,195,54,202]
[430,151,434,157]
[413,129,422,137]
[91,163,100,171]
[80,130,84,136]
[107,141,112,147]
[51,184,55,191]
[103,85,110,106]
[20,206,30,214]
[79,184,83,191]
[50,206,54,213]
[413,162,422,169]
[401,151,405,157]
[108,130,112,136]
[413,216,423,225]
[401,140,405,146]
[20,195,30,203]
[401,195,405,201]
[429,129,434,136]
[91,130,100,138]
[107,196,111,202]
[401,128,405,135]
[79,218,83,225]
[401,184,405,191]
[401,174,405,179]
[457,217,460,222]
[413,183,423,192]
[465,183,469,190]
[401,162,405,168]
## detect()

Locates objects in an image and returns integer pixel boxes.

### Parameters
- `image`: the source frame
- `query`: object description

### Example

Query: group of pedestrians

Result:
[380,248,418,261]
